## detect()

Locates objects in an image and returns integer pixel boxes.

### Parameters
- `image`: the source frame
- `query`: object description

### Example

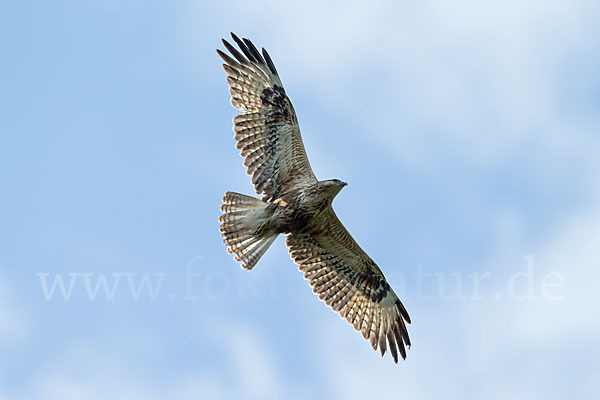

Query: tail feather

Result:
[219,191,277,270]
[233,235,277,269]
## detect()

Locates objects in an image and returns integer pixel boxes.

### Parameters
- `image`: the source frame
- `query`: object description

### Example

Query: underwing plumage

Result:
[217,33,411,363]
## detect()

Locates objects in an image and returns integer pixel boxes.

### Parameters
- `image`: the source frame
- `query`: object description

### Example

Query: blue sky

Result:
[1,0,599,399]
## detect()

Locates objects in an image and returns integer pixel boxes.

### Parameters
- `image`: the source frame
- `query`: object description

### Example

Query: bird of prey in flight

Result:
[217,33,411,362]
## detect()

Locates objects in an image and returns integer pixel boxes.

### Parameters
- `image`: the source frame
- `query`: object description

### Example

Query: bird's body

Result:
[263,180,345,234]
[217,33,411,363]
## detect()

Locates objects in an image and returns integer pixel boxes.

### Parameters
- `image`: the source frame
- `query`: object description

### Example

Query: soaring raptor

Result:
[217,33,411,362]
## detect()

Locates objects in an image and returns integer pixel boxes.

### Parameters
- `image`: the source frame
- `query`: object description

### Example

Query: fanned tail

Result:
[219,191,277,270]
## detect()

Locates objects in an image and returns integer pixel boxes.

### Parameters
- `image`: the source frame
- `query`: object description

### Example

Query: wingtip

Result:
[231,32,244,47]
[261,47,278,76]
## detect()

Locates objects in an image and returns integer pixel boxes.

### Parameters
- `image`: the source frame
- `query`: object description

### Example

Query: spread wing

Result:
[217,33,317,202]
[286,207,411,363]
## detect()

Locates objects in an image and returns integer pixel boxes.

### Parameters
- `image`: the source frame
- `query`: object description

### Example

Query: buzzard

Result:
[217,33,411,362]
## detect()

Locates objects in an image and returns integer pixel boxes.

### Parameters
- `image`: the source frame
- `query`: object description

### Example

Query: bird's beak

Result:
[342,181,348,187]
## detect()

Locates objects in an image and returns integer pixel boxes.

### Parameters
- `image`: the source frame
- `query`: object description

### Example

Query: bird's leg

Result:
[253,220,270,237]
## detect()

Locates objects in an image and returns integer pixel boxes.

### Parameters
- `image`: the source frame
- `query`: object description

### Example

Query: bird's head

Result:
[321,179,348,198]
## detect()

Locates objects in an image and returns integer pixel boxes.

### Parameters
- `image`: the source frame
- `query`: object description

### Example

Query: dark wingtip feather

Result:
[242,37,266,65]
[378,334,386,357]
[216,49,241,69]
[215,48,228,60]
[393,324,407,360]
[221,38,248,65]
[388,331,399,363]
[223,33,278,77]
[230,32,257,63]
[396,299,411,324]
[404,331,412,348]
[262,47,278,75]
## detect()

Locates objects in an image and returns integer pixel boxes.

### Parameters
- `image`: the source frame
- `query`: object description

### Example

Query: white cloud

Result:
[510,193,600,340]
[0,275,30,344]
[190,316,285,399]
[14,341,230,400]
[194,0,599,170]
[228,328,283,399]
